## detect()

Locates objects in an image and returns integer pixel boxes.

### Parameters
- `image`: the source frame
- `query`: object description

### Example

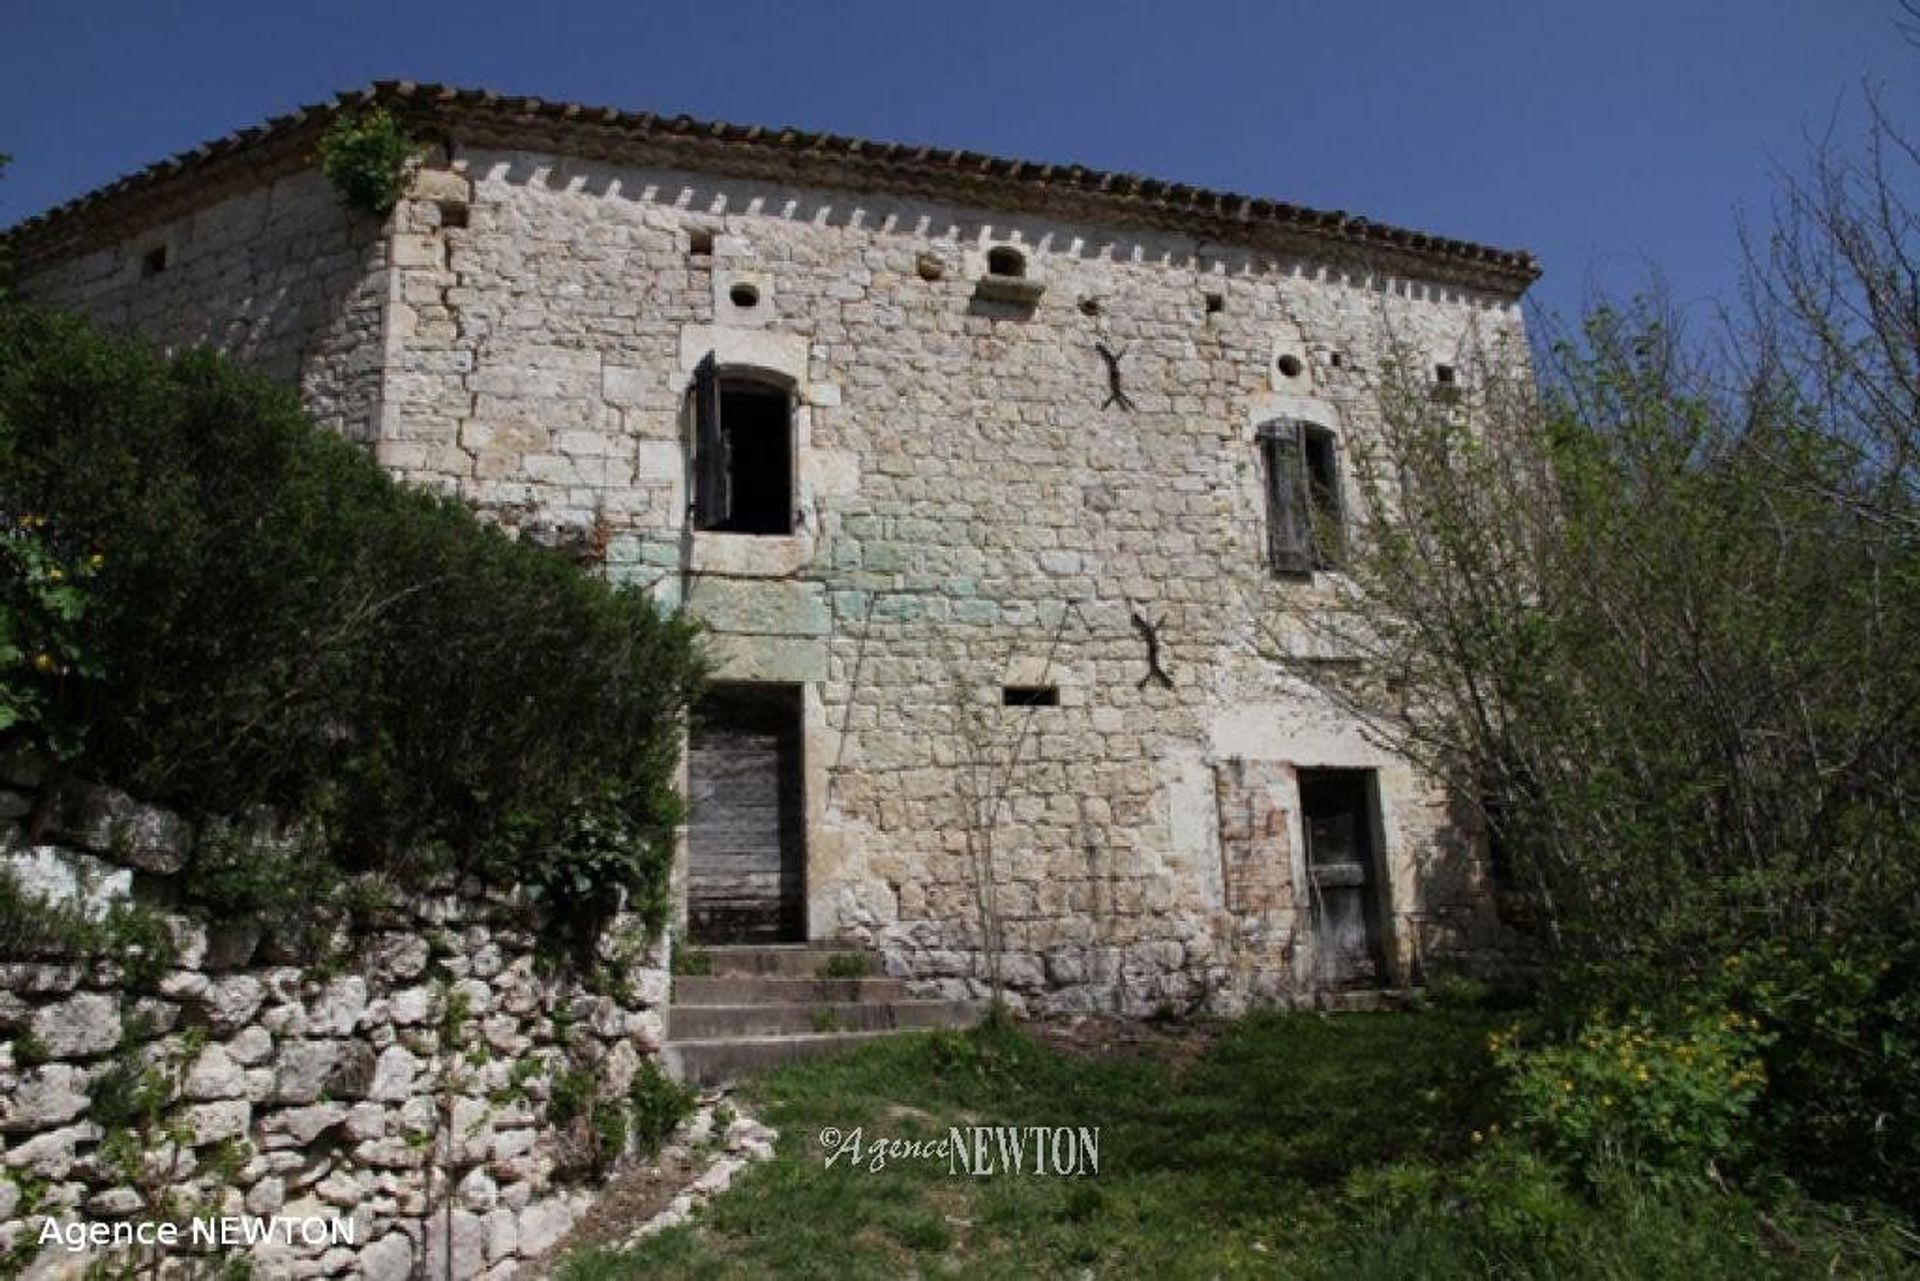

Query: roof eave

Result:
[3,82,1542,296]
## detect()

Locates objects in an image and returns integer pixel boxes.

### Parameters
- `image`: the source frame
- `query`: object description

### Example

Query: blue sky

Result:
[2,0,1914,324]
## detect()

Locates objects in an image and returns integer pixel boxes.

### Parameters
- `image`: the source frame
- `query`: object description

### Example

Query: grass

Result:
[817,952,874,980]
[555,1008,1917,1279]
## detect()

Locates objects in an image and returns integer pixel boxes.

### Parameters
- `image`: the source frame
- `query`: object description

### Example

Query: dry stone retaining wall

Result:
[0,775,669,1280]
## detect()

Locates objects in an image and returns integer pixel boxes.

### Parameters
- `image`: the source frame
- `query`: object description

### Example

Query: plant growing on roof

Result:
[316,108,419,216]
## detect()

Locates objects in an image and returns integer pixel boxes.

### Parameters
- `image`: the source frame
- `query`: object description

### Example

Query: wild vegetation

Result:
[0,304,705,948]
[1282,95,1920,1213]
[315,108,419,216]
[557,1010,1915,1279]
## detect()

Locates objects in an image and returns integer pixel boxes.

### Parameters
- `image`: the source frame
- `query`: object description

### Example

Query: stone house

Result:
[5,82,1538,1019]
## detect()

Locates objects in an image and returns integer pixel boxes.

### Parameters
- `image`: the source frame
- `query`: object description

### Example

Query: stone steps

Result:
[697,943,876,977]
[669,998,976,1040]
[662,1031,900,1084]
[672,975,909,1005]
[665,944,976,1086]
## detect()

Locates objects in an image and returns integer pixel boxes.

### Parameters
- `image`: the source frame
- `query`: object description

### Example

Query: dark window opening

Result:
[437,200,470,229]
[688,227,715,256]
[1002,685,1059,707]
[1481,793,1519,893]
[1205,292,1225,314]
[1434,363,1457,385]
[1259,419,1344,574]
[140,245,168,277]
[987,246,1026,278]
[690,355,795,535]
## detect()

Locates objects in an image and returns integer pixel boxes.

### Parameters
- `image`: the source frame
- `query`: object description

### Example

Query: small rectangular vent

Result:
[1002,685,1059,707]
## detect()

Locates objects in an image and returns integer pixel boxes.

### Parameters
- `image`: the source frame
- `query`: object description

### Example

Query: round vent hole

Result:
[1277,354,1305,378]
[729,283,761,309]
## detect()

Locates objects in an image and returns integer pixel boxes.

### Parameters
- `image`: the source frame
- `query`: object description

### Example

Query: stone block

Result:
[30,991,120,1058]
[51,783,192,873]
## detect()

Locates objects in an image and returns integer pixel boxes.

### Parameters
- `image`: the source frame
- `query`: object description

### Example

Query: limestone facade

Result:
[10,89,1535,1018]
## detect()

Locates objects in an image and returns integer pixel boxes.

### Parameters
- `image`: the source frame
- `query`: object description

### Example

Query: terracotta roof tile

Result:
[3,81,1540,293]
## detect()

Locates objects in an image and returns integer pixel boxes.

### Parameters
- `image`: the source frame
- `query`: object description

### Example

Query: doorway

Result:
[686,684,806,943]
[1299,769,1389,988]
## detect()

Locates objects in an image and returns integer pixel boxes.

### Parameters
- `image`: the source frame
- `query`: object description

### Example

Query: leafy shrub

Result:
[1721,934,1920,1210]
[185,817,341,924]
[1492,1006,1770,1183]
[627,1059,695,1154]
[1329,1141,1916,1280]
[0,305,704,946]
[547,1065,594,1129]
[0,512,102,757]
[315,109,418,215]
[0,866,177,986]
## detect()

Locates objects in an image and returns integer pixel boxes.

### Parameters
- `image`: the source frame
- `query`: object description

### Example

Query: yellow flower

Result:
[88,553,105,570]
[32,652,54,673]
[1561,1079,1574,1093]
[46,567,63,582]
[1471,1131,1484,1144]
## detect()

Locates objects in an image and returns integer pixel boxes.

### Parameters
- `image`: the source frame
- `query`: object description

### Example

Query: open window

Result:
[1258,419,1343,574]
[690,354,796,535]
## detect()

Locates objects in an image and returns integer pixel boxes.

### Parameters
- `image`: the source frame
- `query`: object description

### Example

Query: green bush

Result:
[1329,1141,1916,1280]
[1493,1005,1770,1183]
[315,109,418,216]
[1721,934,1920,1209]
[0,512,102,757]
[0,867,177,986]
[627,1059,696,1154]
[0,305,704,946]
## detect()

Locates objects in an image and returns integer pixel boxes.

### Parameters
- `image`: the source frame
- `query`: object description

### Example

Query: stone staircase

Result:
[662,944,976,1086]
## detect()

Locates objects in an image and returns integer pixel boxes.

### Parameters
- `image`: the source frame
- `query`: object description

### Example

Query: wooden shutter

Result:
[692,353,729,530]
[1260,420,1312,574]
[1307,426,1345,567]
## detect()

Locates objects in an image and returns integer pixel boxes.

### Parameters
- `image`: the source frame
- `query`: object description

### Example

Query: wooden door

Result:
[1300,770,1386,988]
[687,684,805,943]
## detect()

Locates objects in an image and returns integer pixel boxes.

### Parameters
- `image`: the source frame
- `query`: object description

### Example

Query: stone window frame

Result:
[690,354,801,536]
[674,326,818,579]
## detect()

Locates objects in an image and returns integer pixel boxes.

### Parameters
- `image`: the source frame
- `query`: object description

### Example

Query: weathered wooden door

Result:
[1300,770,1387,988]
[687,684,806,943]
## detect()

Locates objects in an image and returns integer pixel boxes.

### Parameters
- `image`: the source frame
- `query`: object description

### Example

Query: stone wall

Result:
[0,775,670,1280]
[15,169,389,444]
[16,141,1529,1019]
[373,150,1525,1014]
